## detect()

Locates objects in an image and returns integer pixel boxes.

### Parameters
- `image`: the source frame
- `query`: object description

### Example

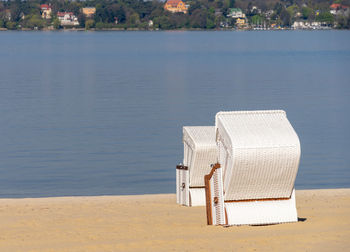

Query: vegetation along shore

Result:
[0,0,350,31]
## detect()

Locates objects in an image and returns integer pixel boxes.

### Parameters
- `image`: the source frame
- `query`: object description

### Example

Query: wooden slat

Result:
[224,197,291,203]
[204,163,221,225]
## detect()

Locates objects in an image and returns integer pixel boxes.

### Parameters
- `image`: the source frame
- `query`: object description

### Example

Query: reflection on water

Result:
[0,31,349,197]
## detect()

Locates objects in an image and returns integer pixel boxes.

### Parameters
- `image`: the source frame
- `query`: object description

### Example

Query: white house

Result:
[227,8,245,18]
[57,12,79,26]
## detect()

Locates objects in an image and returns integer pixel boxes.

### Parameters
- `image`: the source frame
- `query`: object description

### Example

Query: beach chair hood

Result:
[215,110,300,201]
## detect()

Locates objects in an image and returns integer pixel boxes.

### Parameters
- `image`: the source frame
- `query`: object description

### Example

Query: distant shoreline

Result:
[0,27,343,32]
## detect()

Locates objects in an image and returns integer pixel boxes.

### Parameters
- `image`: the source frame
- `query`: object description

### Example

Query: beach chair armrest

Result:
[205,163,225,225]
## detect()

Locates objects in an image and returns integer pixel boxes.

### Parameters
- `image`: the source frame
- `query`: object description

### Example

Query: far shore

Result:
[0,27,341,32]
[0,188,349,251]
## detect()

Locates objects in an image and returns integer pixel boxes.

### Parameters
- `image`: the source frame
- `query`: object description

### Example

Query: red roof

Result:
[330,3,341,9]
[40,4,51,10]
[166,0,183,7]
[330,3,348,9]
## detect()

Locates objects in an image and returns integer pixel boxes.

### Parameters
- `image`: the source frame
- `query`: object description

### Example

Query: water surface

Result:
[0,31,349,197]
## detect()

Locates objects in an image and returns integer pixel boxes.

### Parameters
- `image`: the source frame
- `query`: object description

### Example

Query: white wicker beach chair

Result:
[205,110,300,225]
[177,126,218,206]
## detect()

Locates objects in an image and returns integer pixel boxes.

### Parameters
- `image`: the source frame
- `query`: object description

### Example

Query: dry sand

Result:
[0,189,349,252]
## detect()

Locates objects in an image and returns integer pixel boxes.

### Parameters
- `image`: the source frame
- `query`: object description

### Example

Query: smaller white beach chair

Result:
[177,126,218,206]
[205,110,300,225]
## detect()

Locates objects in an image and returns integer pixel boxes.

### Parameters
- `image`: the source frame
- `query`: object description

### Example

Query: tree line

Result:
[0,0,349,30]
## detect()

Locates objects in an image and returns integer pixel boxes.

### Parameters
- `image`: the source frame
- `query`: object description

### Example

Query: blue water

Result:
[0,31,349,198]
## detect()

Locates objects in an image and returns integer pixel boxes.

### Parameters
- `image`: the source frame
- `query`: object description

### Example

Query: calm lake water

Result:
[0,31,349,198]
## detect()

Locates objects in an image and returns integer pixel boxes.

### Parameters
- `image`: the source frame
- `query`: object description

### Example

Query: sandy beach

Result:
[0,189,349,251]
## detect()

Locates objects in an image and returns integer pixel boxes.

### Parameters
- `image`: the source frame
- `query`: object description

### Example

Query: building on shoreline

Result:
[164,0,188,14]
[330,3,349,16]
[40,4,52,19]
[57,12,79,26]
[227,8,245,19]
[82,7,96,18]
[292,21,331,30]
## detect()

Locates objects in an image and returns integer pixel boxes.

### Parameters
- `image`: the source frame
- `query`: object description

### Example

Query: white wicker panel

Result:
[214,167,225,225]
[183,126,217,148]
[225,146,299,200]
[216,110,299,149]
[176,169,180,204]
[189,188,206,206]
[218,141,227,177]
[209,179,217,225]
[183,142,191,167]
[183,126,218,188]
[184,169,189,206]
[215,110,300,200]
[177,169,189,206]
[190,148,217,187]
[225,189,297,225]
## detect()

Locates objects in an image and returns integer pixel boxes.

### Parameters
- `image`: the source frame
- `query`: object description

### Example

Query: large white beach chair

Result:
[205,110,300,225]
[177,126,218,206]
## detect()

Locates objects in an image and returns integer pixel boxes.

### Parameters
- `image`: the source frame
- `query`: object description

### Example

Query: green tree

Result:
[338,16,350,29]
[85,19,94,29]
[53,17,60,29]
[206,18,215,29]
[128,13,140,26]
[280,9,291,26]
[190,9,207,28]
[95,21,106,29]
[316,12,334,24]
[153,15,172,29]
[286,5,298,18]
[6,21,16,30]
[25,14,45,29]
[78,13,86,28]
[301,7,312,20]
[274,3,283,16]
[251,15,263,25]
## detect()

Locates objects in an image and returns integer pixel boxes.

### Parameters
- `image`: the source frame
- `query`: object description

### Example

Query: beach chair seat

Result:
[177,126,218,206]
[205,110,300,225]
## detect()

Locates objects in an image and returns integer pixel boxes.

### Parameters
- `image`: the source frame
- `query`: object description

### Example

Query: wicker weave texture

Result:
[216,110,300,200]
[176,169,189,206]
[183,126,218,187]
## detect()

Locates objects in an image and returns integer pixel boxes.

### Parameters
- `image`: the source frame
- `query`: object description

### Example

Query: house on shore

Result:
[164,0,188,14]
[330,3,349,16]
[41,4,52,19]
[227,8,245,18]
[292,21,330,29]
[57,12,79,26]
[82,7,96,18]
[236,18,245,26]
[227,8,247,28]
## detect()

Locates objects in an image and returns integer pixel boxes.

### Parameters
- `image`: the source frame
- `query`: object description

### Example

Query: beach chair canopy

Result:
[183,126,217,187]
[215,110,300,201]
